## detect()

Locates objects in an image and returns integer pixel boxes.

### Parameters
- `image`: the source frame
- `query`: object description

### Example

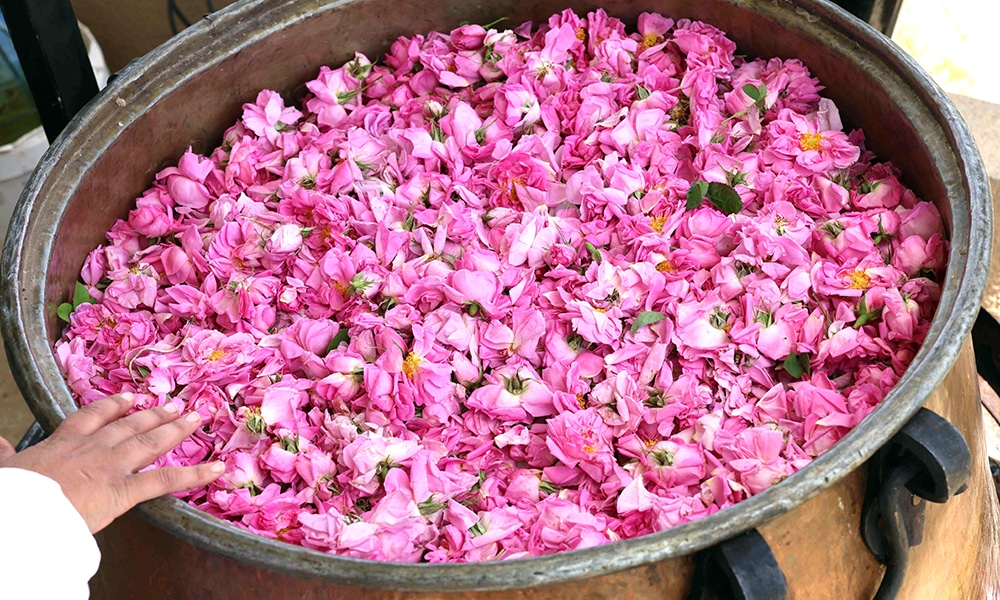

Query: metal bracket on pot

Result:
[686,529,788,600]
[860,407,971,600]
[990,459,1000,504]
[16,421,47,452]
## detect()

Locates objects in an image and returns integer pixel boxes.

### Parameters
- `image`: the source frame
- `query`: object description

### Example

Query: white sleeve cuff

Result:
[0,467,101,599]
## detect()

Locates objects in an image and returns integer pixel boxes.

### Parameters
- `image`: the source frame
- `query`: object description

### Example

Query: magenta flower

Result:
[764,108,860,173]
[341,432,421,494]
[467,365,555,421]
[244,89,303,140]
[178,330,260,384]
[528,497,615,554]
[546,408,617,481]
[218,451,266,491]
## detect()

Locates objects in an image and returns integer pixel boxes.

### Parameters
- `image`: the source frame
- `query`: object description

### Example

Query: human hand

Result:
[0,394,224,533]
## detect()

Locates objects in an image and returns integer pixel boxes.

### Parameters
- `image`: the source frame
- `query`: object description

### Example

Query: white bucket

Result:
[0,22,108,240]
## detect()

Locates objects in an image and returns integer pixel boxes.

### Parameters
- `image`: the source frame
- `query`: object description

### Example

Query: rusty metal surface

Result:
[905,339,1000,599]
[93,514,697,600]
[0,0,995,596]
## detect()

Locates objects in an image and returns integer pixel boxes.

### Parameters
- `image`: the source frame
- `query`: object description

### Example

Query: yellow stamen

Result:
[670,104,686,121]
[583,444,596,454]
[643,438,660,449]
[576,393,586,409]
[208,349,226,361]
[799,132,824,152]
[650,215,667,233]
[656,259,675,273]
[593,307,607,314]
[402,352,423,379]
[774,215,789,235]
[848,270,871,290]
[576,28,587,41]
[641,33,664,50]
[505,176,526,204]
[333,280,350,294]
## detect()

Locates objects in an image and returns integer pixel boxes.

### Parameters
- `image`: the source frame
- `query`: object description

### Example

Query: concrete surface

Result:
[0,338,32,446]
[893,0,1000,105]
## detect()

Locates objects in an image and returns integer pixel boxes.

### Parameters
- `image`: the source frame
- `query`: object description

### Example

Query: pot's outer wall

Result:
[1,0,996,596]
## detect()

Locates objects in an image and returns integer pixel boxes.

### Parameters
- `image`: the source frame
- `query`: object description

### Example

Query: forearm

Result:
[0,467,100,599]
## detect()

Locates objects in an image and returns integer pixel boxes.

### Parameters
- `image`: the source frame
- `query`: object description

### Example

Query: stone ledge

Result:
[951,94,1000,183]
[950,94,1000,318]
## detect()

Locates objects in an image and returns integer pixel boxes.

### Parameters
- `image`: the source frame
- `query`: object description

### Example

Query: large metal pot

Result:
[1,0,996,597]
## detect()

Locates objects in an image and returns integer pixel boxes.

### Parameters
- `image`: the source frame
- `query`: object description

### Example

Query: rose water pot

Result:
[1,0,997,598]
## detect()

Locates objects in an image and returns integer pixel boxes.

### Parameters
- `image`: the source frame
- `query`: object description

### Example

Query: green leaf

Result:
[57,303,73,323]
[430,122,445,143]
[742,83,768,108]
[326,328,351,354]
[686,180,709,210]
[706,182,743,215]
[636,84,651,100]
[853,312,875,329]
[784,352,806,379]
[72,282,94,308]
[754,309,773,328]
[418,497,446,516]
[852,294,883,329]
[871,221,892,245]
[584,241,602,263]
[347,273,375,296]
[724,168,747,187]
[820,221,845,238]
[280,435,300,454]
[631,310,666,334]
[567,333,586,351]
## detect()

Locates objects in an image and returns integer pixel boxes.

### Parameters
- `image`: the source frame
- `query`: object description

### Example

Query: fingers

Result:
[60,393,135,436]
[125,461,226,506]
[114,411,205,471]
[0,436,14,461]
[98,403,183,446]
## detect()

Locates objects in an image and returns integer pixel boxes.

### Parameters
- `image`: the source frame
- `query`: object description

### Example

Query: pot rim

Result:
[0,0,991,591]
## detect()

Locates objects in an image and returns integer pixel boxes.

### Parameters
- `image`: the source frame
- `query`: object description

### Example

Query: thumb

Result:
[0,436,16,462]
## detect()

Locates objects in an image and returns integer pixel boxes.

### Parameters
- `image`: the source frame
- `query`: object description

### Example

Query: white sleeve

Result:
[0,467,101,599]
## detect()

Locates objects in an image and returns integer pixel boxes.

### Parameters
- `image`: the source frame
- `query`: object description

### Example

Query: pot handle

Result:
[15,421,47,452]
[686,529,788,600]
[860,407,972,600]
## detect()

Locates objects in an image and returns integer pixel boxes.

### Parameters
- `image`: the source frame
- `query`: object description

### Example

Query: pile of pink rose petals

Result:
[55,9,948,562]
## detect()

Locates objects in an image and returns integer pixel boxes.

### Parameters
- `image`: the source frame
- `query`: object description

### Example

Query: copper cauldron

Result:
[1,0,996,598]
